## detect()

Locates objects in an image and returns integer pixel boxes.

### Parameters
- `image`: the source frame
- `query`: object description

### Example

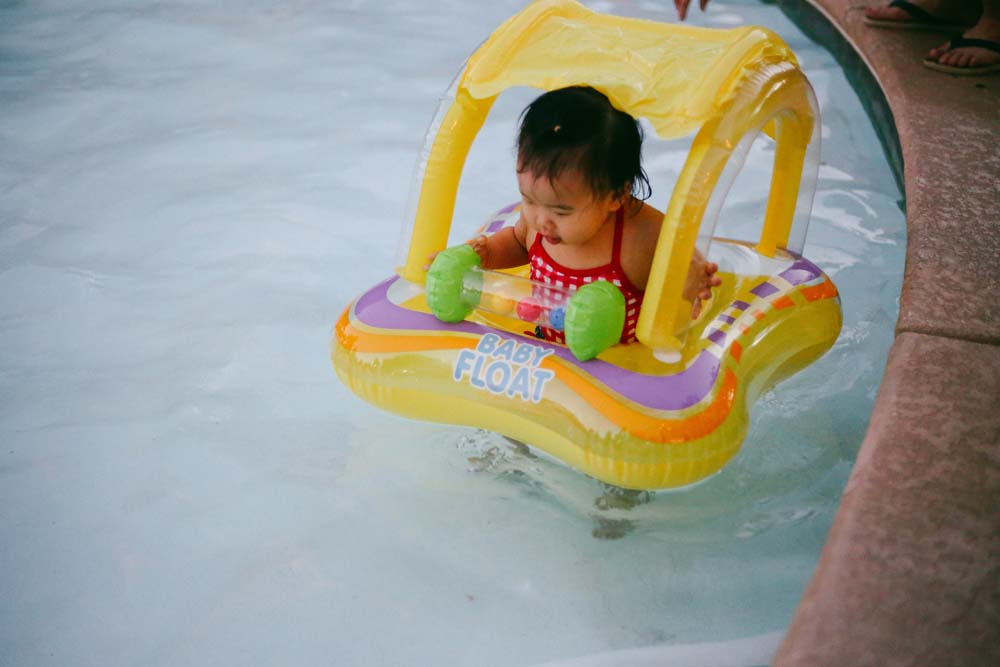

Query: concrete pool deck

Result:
[773,1,1000,666]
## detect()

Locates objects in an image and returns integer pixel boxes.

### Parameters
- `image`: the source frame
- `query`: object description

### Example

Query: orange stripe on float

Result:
[730,340,743,362]
[337,309,738,444]
[802,279,838,301]
[334,307,357,348]
[335,310,478,354]
[550,364,738,444]
[773,295,795,310]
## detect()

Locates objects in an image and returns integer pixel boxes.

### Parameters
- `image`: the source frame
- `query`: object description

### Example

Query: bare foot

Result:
[926,15,1000,70]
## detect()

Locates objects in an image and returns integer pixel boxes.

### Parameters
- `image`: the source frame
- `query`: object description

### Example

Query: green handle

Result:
[565,281,625,361]
[425,244,482,323]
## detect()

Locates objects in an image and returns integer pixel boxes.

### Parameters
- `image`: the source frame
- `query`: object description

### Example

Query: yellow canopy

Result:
[462,0,798,140]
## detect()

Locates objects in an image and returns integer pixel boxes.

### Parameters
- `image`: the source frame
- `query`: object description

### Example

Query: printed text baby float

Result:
[453,333,555,403]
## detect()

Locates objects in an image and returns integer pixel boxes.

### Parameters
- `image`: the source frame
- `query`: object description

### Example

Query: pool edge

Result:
[773,2,1000,666]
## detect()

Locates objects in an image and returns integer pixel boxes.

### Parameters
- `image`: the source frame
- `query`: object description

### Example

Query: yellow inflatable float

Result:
[332,0,842,490]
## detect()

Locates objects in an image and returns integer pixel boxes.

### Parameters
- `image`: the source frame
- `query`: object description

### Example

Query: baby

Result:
[463,86,720,343]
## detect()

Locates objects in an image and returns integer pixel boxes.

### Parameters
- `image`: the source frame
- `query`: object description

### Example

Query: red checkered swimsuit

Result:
[528,207,644,344]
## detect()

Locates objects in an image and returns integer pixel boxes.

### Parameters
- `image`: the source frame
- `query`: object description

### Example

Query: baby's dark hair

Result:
[516,86,651,202]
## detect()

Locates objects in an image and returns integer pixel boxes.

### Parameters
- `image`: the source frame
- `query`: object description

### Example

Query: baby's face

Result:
[516,168,620,248]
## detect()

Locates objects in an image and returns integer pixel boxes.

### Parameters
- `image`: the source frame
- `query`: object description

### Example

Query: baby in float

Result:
[432,85,721,353]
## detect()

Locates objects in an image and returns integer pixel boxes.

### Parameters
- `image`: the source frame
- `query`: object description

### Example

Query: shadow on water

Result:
[456,419,848,543]
[462,433,653,540]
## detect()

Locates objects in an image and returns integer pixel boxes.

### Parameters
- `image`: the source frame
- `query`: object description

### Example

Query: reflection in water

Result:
[591,485,654,540]
[457,424,850,547]
[467,433,653,539]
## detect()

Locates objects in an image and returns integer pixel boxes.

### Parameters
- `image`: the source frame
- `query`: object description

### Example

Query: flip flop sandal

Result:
[923,37,1000,75]
[863,0,975,31]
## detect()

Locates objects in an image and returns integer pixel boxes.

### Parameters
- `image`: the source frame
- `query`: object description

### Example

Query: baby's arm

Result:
[424,218,530,272]
[468,217,530,269]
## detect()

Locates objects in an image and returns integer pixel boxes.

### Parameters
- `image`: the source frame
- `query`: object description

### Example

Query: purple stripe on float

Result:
[750,282,779,298]
[351,277,723,411]
[718,314,736,325]
[732,300,750,311]
[484,203,520,232]
[707,329,727,345]
[779,259,823,286]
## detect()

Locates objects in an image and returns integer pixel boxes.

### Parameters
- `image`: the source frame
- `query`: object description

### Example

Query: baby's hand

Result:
[422,252,436,272]
[467,234,489,264]
[684,252,722,319]
[423,235,489,272]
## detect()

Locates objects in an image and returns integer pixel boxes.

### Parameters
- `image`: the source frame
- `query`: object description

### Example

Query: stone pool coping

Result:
[771,2,1000,665]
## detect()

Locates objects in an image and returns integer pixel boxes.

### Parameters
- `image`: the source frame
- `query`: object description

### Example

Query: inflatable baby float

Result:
[332,0,842,490]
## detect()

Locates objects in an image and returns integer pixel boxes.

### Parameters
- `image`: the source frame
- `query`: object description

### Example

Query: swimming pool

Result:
[0,1,905,665]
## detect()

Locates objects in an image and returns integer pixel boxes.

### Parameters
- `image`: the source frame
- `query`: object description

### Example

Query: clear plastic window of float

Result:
[693,123,802,275]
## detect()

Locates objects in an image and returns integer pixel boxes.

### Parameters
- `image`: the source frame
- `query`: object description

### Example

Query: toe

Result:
[968,52,987,67]
[866,6,907,21]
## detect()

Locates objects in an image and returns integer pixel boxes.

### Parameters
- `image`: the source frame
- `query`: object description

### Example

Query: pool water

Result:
[0,1,905,665]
